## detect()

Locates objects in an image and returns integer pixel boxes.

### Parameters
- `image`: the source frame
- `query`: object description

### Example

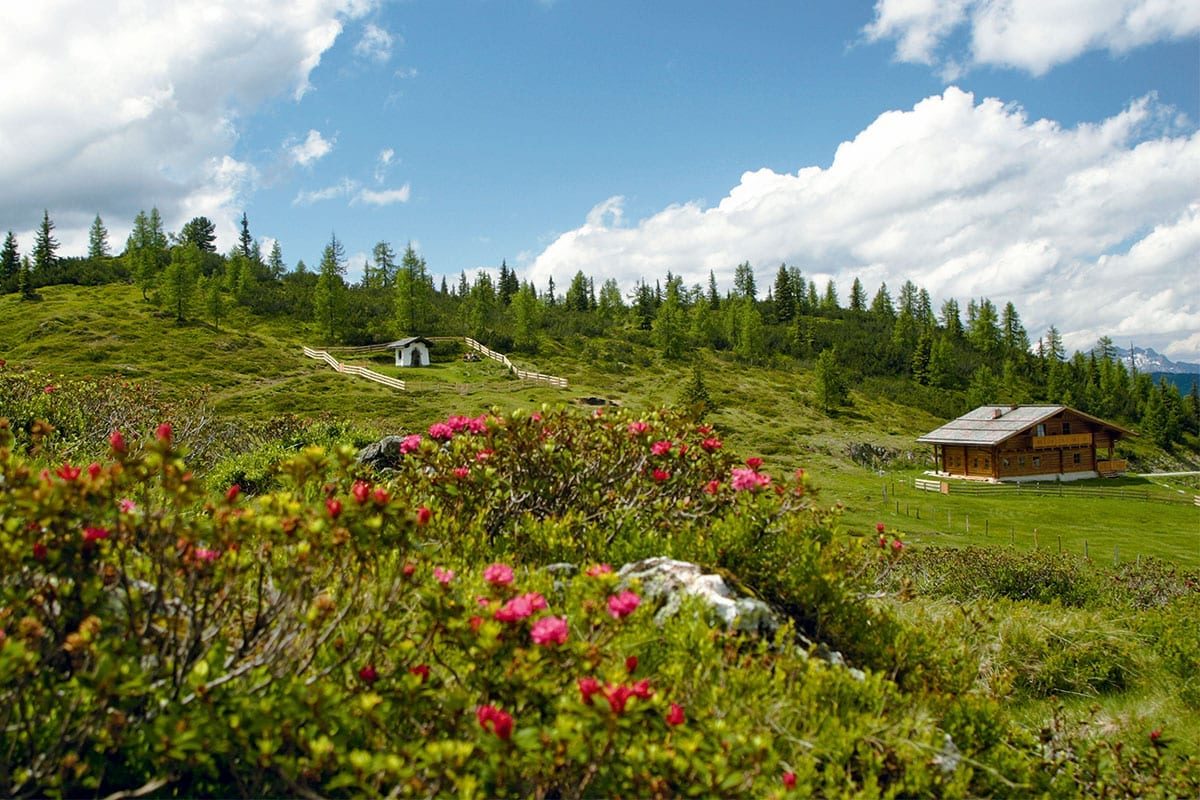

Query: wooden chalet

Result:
[918,405,1133,482]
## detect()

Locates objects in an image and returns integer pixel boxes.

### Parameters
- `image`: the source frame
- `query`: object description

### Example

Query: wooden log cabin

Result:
[918,405,1134,482]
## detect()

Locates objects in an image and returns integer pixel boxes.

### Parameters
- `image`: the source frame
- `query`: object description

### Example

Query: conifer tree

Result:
[820,279,839,313]
[512,282,540,353]
[312,233,347,341]
[849,278,867,312]
[814,348,848,413]
[940,299,963,338]
[597,278,625,325]
[679,362,713,418]
[17,255,36,300]
[773,264,794,323]
[0,231,19,290]
[161,242,201,321]
[87,215,111,259]
[733,262,757,300]
[204,275,226,330]
[652,282,687,359]
[706,270,720,310]
[870,283,895,321]
[238,212,254,258]
[180,217,217,253]
[966,364,1000,409]
[32,210,59,276]
[268,240,286,280]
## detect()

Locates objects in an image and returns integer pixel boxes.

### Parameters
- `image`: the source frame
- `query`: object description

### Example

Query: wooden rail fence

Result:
[912,477,1198,506]
[301,347,407,391]
[463,337,569,388]
[302,338,568,391]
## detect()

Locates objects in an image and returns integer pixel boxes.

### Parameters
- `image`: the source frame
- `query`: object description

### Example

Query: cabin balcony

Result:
[1031,433,1093,449]
[1096,459,1128,477]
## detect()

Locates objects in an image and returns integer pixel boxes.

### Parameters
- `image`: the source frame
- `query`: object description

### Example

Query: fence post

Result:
[895,500,899,515]
[984,519,989,537]
[1033,529,1038,550]
[1057,535,1062,553]
[966,515,969,534]
[1010,529,1015,546]
[1084,540,1088,559]
[1113,545,1119,565]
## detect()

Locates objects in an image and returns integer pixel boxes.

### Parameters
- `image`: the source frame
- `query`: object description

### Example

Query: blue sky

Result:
[3,1,1198,359]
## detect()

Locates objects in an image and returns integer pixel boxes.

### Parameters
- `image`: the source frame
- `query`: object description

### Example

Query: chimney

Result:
[991,407,1004,419]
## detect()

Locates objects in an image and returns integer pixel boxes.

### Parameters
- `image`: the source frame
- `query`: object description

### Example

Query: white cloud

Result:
[531,88,1200,361]
[374,147,395,182]
[356,184,411,206]
[866,0,1200,75]
[294,178,411,207]
[288,129,335,167]
[0,1,373,252]
[354,23,395,63]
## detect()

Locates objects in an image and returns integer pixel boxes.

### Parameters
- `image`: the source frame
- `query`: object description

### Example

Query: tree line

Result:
[2,209,1197,446]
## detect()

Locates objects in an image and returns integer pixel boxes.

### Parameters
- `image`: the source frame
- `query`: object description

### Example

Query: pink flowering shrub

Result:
[1,411,1195,798]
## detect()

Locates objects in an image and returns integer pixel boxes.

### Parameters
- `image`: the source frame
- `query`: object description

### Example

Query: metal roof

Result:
[384,337,433,348]
[917,405,1135,446]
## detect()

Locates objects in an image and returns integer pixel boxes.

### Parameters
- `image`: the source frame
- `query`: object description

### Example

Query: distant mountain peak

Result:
[1109,345,1199,375]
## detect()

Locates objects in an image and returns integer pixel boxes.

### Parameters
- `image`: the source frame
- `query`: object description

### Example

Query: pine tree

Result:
[820,280,839,313]
[1001,302,1029,354]
[966,364,1000,409]
[512,282,540,352]
[564,271,590,313]
[268,240,286,280]
[88,215,111,259]
[707,270,720,310]
[313,234,347,341]
[968,298,1001,357]
[734,301,766,363]
[652,283,687,359]
[632,281,655,330]
[32,210,59,276]
[395,243,433,332]
[180,217,217,253]
[870,283,895,322]
[597,278,625,324]
[927,334,956,388]
[372,241,396,287]
[126,210,164,300]
[733,262,757,300]
[940,299,963,338]
[204,275,226,330]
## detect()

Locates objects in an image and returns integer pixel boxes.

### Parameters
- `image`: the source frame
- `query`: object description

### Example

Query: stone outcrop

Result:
[616,557,781,636]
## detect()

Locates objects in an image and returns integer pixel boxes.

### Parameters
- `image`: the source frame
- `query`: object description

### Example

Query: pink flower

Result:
[433,567,455,585]
[700,437,722,452]
[352,480,371,504]
[731,467,770,492]
[651,440,672,456]
[745,457,763,470]
[494,592,547,623]
[879,535,888,549]
[875,522,886,534]
[469,615,484,632]
[428,422,454,442]
[607,590,641,619]
[630,679,653,699]
[483,563,514,586]
[783,771,797,790]
[704,479,721,495]
[87,462,102,479]
[358,664,378,684]
[399,434,422,454]
[409,664,430,683]
[326,498,342,519]
[43,384,55,394]
[666,703,685,726]
[475,449,493,462]
[118,498,137,514]
[891,539,904,553]
[194,548,220,563]
[476,705,514,740]
[56,463,81,481]
[467,415,489,434]
[603,684,633,715]
[625,655,638,674]
[453,466,470,479]
[578,676,602,705]
[531,412,542,422]
[373,487,390,504]
[155,422,172,443]
[627,420,649,436]
[585,563,613,577]
[652,468,670,482]
[82,526,110,543]
[32,542,47,561]
[402,562,416,577]
[530,616,569,646]
[416,506,432,526]
[109,430,126,453]
[226,484,241,502]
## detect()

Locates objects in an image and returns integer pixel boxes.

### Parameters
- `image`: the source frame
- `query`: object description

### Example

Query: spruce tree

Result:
[268,240,286,280]
[88,215,111,259]
[180,217,217,253]
[773,264,794,323]
[238,212,254,258]
[679,362,713,418]
[32,210,59,276]
[0,231,19,290]
[849,278,867,312]
[733,262,757,300]
[17,255,36,300]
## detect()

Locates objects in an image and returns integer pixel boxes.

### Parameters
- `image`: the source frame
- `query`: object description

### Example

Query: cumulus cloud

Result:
[357,184,411,206]
[866,0,1200,76]
[0,1,372,251]
[288,129,335,166]
[530,88,1200,360]
[354,22,395,63]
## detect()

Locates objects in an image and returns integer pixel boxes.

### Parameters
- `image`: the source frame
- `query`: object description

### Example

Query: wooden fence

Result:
[912,476,1197,506]
[463,337,569,388]
[301,347,407,391]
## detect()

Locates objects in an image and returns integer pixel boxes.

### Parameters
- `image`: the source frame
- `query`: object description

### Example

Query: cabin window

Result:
[1036,423,1046,437]
[1073,452,1081,465]
[1062,421,1071,434]
[1018,456,1025,467]
[1032,456,1041,468]
[1002,457,1010,468]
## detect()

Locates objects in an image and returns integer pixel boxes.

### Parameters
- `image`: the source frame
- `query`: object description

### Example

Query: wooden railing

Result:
[301,347,407,391]
[1096,459,1128,476]
[1031,433,1092,449]
[914,478,948,494]
[464,338,569,388]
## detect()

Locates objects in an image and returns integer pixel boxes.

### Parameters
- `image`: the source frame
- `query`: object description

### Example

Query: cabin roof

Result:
[917,405,1134,447]
[384,336,433,349]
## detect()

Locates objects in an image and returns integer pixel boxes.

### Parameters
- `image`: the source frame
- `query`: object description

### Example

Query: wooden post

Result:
[1034,529,1038,549]
[1010,529,1015,546]
[1057,535,1062,553]
[916,507,920,520]
[984,519,989,537]
[1084,540,1089,559]
[895,500,899,515]
[1113,545,1119,565]
[966,515,969,534]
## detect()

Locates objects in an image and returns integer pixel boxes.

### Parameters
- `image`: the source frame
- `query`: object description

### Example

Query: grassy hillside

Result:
[2,283,1196,570]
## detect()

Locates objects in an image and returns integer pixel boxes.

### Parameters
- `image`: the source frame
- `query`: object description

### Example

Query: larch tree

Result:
[813,348,848,413]
[160,242,201,321]
[312,233,347,341]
